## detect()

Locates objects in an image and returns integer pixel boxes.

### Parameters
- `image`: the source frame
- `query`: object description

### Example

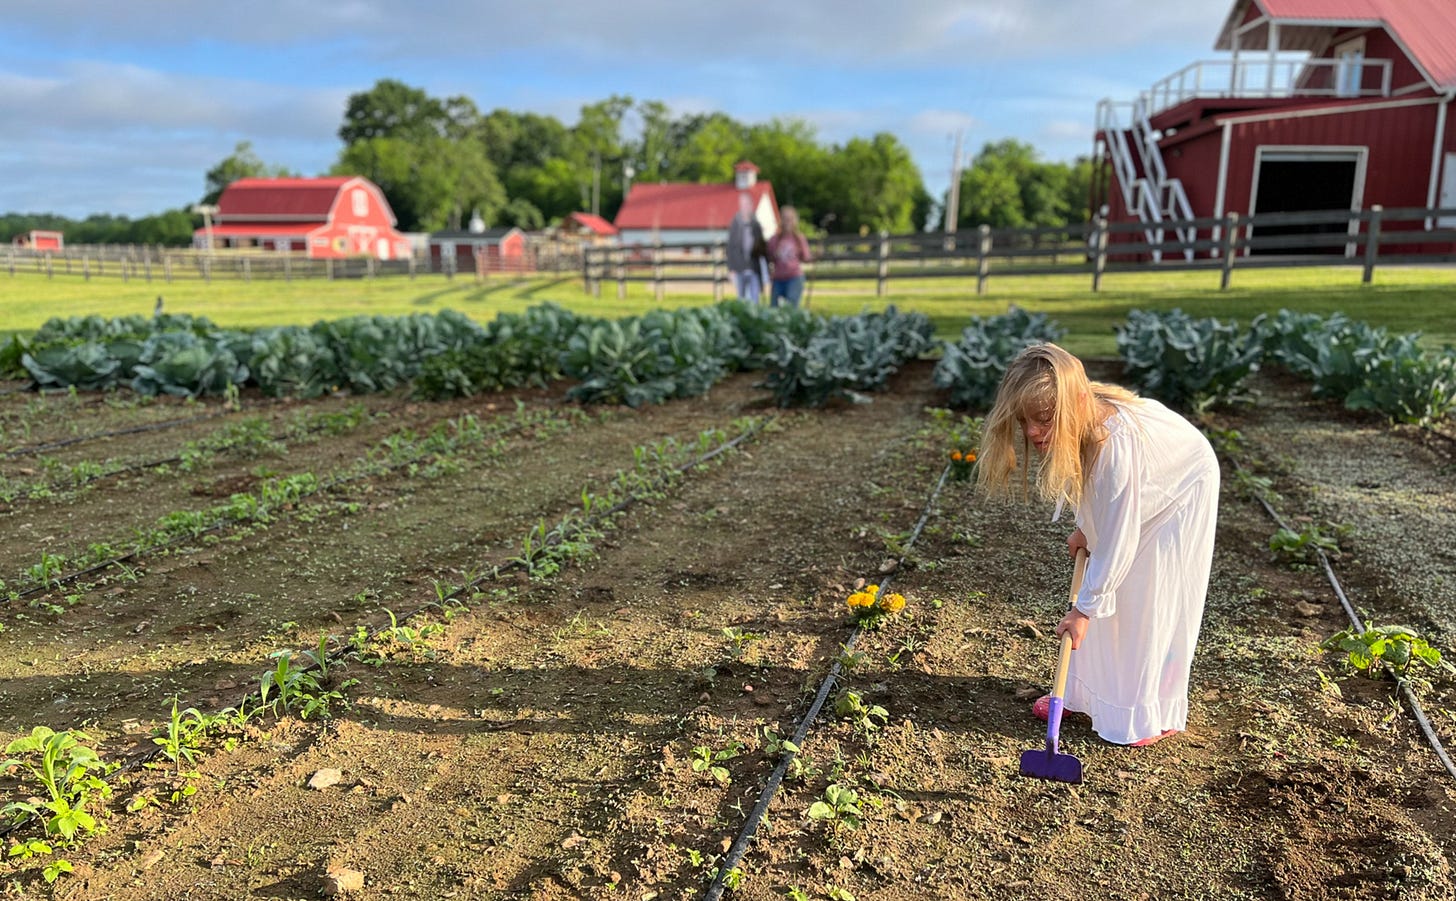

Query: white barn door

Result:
[1440,153,1456,227]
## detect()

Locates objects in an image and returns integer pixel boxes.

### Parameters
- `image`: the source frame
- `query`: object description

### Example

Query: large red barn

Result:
[1094,0,1456,255]
[195,176,412,260]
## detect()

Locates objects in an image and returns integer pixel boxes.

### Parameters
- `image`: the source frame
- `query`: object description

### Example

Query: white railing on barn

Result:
[1143,57,1394,118]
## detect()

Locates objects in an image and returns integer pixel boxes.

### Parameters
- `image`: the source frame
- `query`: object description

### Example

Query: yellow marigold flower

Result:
[846,592,875,609]
[865,584,880,597]
[879,592,906,613]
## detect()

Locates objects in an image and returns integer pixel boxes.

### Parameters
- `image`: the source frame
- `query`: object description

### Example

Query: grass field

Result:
[2,264,1453,356]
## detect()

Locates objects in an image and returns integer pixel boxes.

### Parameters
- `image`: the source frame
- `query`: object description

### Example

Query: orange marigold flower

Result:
[965,452,977,463]
[950,450,963,461]
[846,592,875,609]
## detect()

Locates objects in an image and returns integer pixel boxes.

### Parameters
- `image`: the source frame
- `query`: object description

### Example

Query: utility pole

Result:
[592,151,602,217]
[945,129,964,235]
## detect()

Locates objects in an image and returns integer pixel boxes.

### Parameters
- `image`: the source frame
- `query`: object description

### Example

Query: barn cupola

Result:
[733,160,759,191]
[468,208,486,234]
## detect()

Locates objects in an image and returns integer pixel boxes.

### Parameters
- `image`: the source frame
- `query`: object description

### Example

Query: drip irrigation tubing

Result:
[1,409,232,460]
[9,408,569,601]
[1228,455,1456,782]
[0,415,776,840]
[704,461,952,901]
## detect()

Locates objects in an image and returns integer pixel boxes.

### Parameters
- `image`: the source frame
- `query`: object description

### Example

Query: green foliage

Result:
[2,727,113,844]
[1345,346,1456,428]
[1322,625,1455,681]
[807,784,863,831]
[953,139,1092,229]
[833,690,888,735]
[761,306,933,407]
[1116,308,1261,412]
[932,306,1065,410]
[690,743,741,785]
[1268,522,1345,563]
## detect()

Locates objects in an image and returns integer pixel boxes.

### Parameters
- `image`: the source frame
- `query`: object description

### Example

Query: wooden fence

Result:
[2,236,583,284]
[582,205,1456,297]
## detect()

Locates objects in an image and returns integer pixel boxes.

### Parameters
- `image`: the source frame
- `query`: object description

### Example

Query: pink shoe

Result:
[1129,729,1180,748]
[1031,695,1051,722]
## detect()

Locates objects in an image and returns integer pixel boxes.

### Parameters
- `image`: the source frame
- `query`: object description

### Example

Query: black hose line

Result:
[1238,465,1456,781]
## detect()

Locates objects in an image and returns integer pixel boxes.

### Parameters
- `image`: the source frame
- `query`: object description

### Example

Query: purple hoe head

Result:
[1019,695,1083,784]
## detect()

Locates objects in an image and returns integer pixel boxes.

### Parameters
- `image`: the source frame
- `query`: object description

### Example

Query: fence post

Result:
[1091,217,1109,292]
[203,255,211,284]
[1220,212,1239,290]
[976,225,992,295]
[284,254,293,282]
[616,246,627,300]
[45,255,53,279]
[84,256,91,281]
[143,251,152,282]
[876,230,889,297]
[1362,205,1383,284]
[163,254,172,282]
[243,257,252,282]
[326,258,334,281]
[6,246,12,277]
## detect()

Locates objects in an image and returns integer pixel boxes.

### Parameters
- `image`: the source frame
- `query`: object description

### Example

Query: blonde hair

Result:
[779,205,801,236]
[976,343,1139,509]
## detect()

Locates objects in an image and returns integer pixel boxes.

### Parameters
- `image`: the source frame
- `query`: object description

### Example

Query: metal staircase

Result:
[1096,97,1196,261]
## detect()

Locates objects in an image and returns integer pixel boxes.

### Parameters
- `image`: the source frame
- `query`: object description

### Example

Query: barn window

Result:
[352,190,369,217]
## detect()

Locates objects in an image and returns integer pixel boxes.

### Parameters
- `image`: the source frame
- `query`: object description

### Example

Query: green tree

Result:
[202,141,295,205]
[744,118,829,223]
[823,133,923,234]
[339,79,451,144]
[953,139,1090,230]
[668,114,747,183]
[334,136,504,232]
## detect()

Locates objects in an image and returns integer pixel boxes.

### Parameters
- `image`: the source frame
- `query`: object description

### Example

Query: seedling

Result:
[834,690,888,737]
[1269,523,1345,564]
[807,784,863,832]
[1,727,113,843]
[760,727,800,760]
[153,698,207,773]
[722,626,764,659]
[690,743,741,785]
[1322,624,1454,683]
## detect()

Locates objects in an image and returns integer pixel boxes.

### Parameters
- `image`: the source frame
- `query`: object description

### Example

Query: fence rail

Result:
[581,205,1456,296]
[2,237,584,284]
[10,208,1455,295]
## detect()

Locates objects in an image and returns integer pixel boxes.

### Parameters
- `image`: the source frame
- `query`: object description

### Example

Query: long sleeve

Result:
[1075,429,1143,619]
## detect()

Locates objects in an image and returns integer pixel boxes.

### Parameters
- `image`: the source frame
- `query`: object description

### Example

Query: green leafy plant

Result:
[1,727,113,843]
[1269,523,1344,563]
[834,690,888,736]
[1322,624,1455,682]
[152,698,207,773]
[933,307,1065,410]
[807,784,863,831]
[760,728,800,760]
[690,743,741,785]
[1116,308,1261,412]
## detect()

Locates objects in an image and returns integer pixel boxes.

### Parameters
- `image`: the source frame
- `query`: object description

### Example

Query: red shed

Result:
[613,160,779,246]
[1094,0,1456,255]
[427,224,529,274]
[196,176,412,260]
[11,230,63,252]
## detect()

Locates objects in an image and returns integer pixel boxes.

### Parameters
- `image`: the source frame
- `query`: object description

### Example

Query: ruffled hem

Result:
[1063,674,1188,745]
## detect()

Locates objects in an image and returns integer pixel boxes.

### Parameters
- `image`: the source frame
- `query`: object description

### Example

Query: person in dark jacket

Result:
[726,192,769,302]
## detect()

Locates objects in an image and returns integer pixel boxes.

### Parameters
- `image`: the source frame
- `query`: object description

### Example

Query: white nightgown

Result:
[1059,398,1220,745]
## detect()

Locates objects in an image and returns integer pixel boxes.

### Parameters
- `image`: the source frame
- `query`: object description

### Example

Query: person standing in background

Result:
[725,192,769,303]
[767,205,811,308]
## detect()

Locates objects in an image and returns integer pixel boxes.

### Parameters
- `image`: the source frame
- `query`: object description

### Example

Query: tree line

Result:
[3,78,1093,246]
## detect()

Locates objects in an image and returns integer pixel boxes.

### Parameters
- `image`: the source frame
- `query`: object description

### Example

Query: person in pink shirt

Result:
[767,205,811,307]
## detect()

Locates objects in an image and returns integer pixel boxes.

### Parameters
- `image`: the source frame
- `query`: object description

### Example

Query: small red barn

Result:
[613,161,779,245]
[1094,0,1456,254]
[196,176,412,260]
[12,230,64,252]
[428,225,529,274]
[560,212,619,243]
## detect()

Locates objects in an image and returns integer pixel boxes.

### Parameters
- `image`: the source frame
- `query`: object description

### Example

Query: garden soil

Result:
[0,364,1453,901]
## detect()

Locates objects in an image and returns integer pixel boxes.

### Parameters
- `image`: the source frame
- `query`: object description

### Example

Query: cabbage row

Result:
[6,302,928,410]
[1116,308,1456,427]
[932,307,1066,411]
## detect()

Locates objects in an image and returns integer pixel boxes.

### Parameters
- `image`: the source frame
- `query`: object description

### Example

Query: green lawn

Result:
[2,265,1452,357]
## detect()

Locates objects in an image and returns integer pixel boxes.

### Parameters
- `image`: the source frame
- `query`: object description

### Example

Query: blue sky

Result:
[0,2,1233,219]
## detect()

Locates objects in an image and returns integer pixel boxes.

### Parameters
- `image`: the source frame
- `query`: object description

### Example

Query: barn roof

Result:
[563,212,619,236]
[613,181,777,231]
[216,177,357,220]
[1219,0,1456,88]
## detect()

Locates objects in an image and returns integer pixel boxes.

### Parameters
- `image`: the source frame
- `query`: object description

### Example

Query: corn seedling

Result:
[152,698,207,774]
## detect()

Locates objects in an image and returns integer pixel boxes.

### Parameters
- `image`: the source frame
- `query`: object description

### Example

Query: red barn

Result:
[196,176,412,260]
[614,161,779,246]
[11,230,63,252]
[1094,0,1456,255]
